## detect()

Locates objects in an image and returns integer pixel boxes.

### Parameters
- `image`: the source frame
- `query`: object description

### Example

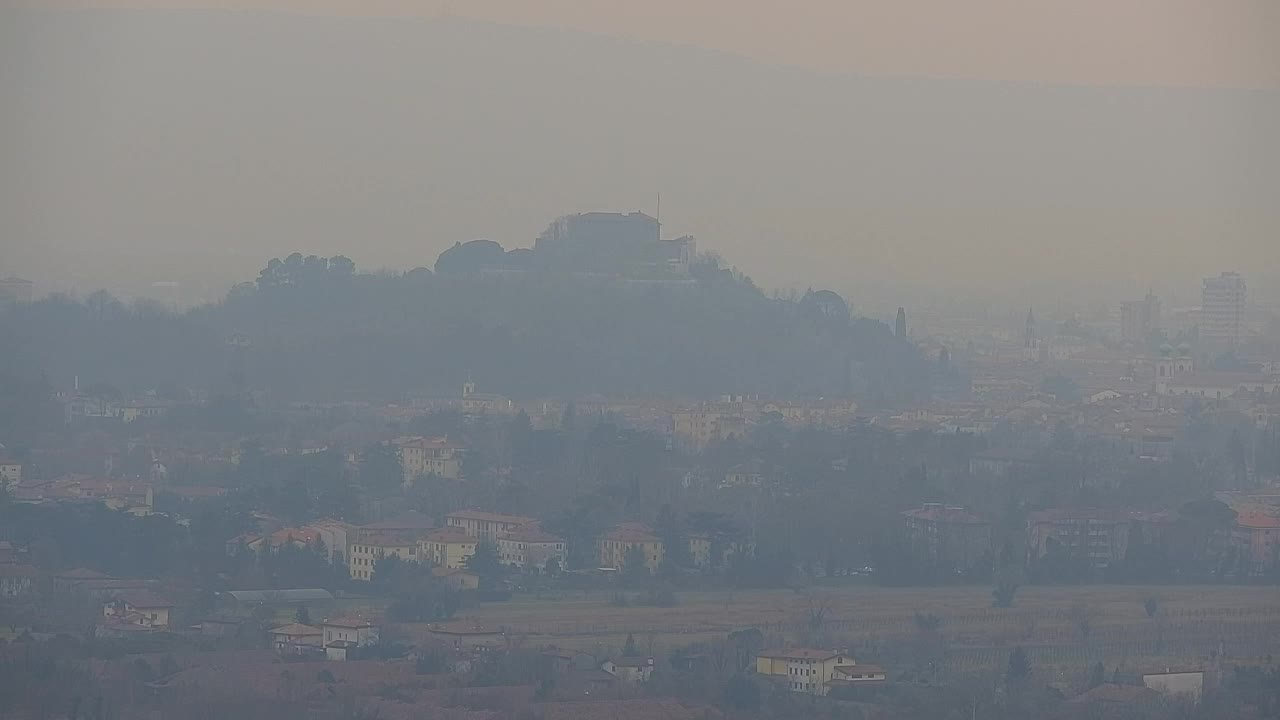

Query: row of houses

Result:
[903,497,1280,575]
[230,510,719,581]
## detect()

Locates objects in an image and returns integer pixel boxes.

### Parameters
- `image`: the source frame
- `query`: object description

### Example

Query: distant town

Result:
[1,212,1278,720]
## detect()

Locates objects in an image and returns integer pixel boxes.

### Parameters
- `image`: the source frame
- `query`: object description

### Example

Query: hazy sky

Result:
[4,2,1278,308]
[63,0,1280,89]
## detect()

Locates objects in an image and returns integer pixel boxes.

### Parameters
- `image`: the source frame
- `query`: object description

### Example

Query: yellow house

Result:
[446,510,538,542]
[348,532,421,581]
[496,527,567,571]
[422,527,478,569]
[599,524,665,573]
[755,649,858,696]
[671,411,720,452]
[396,437,464,484]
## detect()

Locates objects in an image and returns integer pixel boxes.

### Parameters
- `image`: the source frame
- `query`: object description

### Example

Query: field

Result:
[407,584,1280,682]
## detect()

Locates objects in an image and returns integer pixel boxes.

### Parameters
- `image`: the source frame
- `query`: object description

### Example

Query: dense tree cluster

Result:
[0,252,928,404]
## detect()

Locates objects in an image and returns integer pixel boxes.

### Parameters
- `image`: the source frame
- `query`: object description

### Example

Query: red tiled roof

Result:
[322,616,378,629]
[499,527,563,543]
[423,527,474,543]
[447,509,537,525]
[270,623,321,636]
[902,505,987,524]
[0,564,39,578]
[1236,511,1280,529]
[757,648,843,661]
[115,590,175,609]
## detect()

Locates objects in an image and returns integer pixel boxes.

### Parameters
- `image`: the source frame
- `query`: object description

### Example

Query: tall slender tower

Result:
[895,307,908,339]
[1024,308,1036,349]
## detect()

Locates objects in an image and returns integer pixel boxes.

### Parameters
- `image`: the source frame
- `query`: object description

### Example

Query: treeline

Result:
[0,252,929,404]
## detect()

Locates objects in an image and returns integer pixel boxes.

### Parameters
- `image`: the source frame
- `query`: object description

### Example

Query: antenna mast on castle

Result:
[655,190,665,240]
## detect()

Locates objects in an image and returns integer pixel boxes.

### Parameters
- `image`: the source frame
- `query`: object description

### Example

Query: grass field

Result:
[409,584,1280,681]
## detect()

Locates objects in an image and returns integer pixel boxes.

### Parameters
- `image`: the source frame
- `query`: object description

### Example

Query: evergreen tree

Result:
[622,633,638,656]
[1088,661,1106,689]
[1006,647,1031,685]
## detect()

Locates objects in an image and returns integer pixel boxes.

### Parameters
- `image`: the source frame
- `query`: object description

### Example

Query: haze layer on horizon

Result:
[2,3,1278,308]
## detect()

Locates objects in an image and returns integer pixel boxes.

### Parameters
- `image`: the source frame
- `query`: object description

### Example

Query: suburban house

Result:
[598,524,665,573]
[755,648,860,696]
[269,623,323,655]
[446,510,538,542]
[321,617,380,661]
[542,650,599,674]
[496,527,567,571]
[395,436,464,483]
[102,590,175,630]
[431,566,480,590]
[421,526,478,569]
[828,664,887,688]
[601,657,654,683]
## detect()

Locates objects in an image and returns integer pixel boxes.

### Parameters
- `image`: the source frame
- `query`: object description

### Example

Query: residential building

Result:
[447,509,537,542]
[431,566,480,590]
[1026,509,1169,569]
[755,649,859,696]
[0,564,38,598]
[542,650,599,674]
[395,436,463,483]
[1142,670,1204,701]
[602,657,654,683]
[0,458,22,486]
[722,460,765,488]
[1231,510,1280,574]
[902,504,992,574]
[460,382,514,415]
[599,524,665,573]
[269,623,323,655]
[1156,372,1280,399]
[672,411,745,452]
[322,617,380,661]
[306,520,356,566]
[422,526,478,569]
[103,591,175,629]
[348,532,420,581]
[0,277,33,305]
[828,665,887,690]
[1120,292,1161,343]
[1201,272,1247,348]
[496,527,567,571]
[688,535,712,568]
[116,400,172,423]
[428,623,506,651]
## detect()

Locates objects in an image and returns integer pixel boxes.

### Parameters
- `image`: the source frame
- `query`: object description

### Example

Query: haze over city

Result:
[3,4,1280,720]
